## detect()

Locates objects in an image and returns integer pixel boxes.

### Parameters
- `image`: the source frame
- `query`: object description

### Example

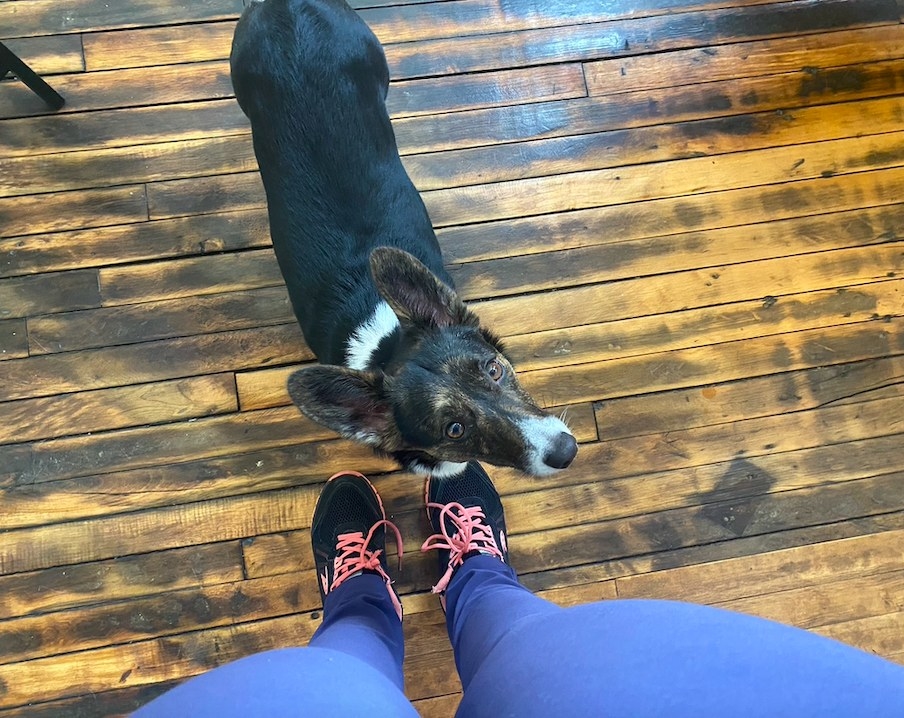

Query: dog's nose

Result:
[543,432,578,470]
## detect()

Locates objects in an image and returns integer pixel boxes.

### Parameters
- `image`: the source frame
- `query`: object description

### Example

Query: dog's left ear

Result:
[370,247,478,329]
[287,366,391,446]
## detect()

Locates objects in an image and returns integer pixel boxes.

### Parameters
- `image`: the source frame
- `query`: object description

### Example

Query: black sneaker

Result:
[420,462,510,596]
[311,471,404,619]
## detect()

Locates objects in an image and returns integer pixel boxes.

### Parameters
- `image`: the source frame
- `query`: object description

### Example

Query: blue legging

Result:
[135,556,904,716]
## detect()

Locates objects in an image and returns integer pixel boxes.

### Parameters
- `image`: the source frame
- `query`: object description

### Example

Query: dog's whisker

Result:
[558,407,573,430]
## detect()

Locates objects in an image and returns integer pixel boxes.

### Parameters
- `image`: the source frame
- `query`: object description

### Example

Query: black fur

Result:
[230,0,449,364]
[230,0,577,476]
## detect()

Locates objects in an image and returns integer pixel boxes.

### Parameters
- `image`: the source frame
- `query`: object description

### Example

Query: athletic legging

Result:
[135,555,904,716]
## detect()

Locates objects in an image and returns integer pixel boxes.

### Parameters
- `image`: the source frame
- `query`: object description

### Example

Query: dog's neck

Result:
[345,301,400,370]
[396,451,469,479]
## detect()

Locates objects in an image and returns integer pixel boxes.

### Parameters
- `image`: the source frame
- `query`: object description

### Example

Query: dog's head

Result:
[288,248,577,477]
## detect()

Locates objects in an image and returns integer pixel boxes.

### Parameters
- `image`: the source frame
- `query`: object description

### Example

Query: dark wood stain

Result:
[0,0,902,712]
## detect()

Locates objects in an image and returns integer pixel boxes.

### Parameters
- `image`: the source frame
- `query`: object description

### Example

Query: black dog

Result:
[230,0,577,477]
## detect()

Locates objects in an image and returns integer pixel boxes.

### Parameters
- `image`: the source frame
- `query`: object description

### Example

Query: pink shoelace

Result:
[325,519,404,620]
[420,502,504,594]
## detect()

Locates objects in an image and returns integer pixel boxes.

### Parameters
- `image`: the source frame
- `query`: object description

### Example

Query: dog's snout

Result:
[543,432,578,470]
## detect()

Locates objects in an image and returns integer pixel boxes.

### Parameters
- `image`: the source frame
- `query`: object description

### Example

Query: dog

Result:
[229,0,577,477]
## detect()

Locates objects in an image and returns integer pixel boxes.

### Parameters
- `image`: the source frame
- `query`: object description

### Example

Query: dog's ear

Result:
[287,366,391,446]
[370,247,478,329]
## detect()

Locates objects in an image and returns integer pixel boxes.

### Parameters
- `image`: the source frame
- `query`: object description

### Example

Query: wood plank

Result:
[616,528,904,604]
[385,0,901,78]
[521,511,904,594]
[0,60,235,119]
[518,314,904,408]
[28,286,292,354]
[0,439,391,531]
[0,484,329,575]
[502,420,904,538]
[404,96,904,191]
[83,21,236,71]
[0,405,332,487]
[438,165,904,266]
[389,63,587,118]
[497,471,904,583]
[1,34,85,75]
[0,611,316,709]
[411,405,904,537]
[507,280,903,373]
[0,323,308,403]
[0,268,99,319]
[0,681,176,718]
[452,200,903,308]
[235,365,307,411]
[0,135,257,199]
[0,542,244,620]
[1,208,269,279]
[716,570,904,630]
[584,24,904,96]
[468,242,904,333]
[0,0,243,38]
[415,694,462,718]
[472,248,898,344]
[0,319,27,361]
[98,248,282,306]
[818,611,904,658]
[421,130,904,228]
[406,651,462,701]
[0,99,248,159]
[0,374,238,445]
[0,572,319,665]
[0,185,147,239]
[595,354,904,441]
[393,59,904,155]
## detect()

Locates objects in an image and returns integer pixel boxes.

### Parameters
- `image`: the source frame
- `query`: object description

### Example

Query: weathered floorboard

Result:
[1,0,902,713]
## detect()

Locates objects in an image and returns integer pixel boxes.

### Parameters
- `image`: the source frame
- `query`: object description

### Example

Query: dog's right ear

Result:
[287,366,391,446]
[370,247,478,329]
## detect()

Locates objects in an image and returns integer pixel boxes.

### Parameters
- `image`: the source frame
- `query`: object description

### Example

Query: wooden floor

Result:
[2,0,904,714]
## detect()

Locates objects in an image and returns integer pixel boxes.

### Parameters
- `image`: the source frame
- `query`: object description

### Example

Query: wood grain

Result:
[2,0,903,711]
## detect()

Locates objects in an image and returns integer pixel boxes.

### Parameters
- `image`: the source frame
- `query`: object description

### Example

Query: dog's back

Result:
[230,0,448,363]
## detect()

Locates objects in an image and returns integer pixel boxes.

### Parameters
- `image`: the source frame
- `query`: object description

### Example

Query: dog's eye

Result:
[445,421,466,440]
[486,359,505,382]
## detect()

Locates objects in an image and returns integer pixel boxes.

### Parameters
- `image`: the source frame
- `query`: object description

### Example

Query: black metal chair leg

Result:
[0,41,65,110]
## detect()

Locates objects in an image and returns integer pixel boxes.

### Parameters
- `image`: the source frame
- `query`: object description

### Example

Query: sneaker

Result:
[311,471,404,620]
[420,462,510,596]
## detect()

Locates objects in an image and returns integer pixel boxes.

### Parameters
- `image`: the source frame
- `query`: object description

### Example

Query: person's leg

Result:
[308,571,405,686]
[453,596,904,718]
[421,464,904,718]
[420,463,563,686]
[135,472,418,717]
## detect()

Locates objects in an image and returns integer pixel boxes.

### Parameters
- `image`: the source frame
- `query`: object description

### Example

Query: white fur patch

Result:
[345,301,400,370]
[409,460,469,479]
[517,415,575,477]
